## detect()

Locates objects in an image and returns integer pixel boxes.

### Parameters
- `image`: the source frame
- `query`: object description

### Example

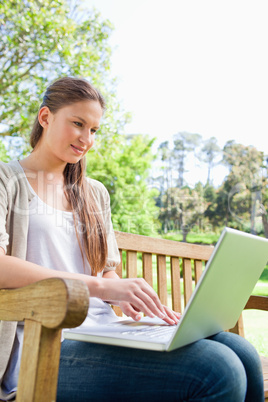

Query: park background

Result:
[0,0,267,355]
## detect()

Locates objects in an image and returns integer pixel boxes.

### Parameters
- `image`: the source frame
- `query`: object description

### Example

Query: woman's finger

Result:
[132,279,167,319]
[132,286,168,320]
[161,305,182,325]
[119,301,142,321]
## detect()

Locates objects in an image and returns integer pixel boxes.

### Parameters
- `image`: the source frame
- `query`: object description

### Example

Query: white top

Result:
[2,162,119,393]
[25,189,118,326]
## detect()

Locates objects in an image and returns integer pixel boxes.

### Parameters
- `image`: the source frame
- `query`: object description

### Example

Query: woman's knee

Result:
[210,332,264,401]
[188,339,247,401]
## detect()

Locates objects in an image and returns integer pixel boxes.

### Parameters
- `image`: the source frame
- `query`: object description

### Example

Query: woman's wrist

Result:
[82,275,103,298]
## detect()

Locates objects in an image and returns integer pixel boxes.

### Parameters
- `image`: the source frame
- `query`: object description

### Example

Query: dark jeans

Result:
[57,332,264,401]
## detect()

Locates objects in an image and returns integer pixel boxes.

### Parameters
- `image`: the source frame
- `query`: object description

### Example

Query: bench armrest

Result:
[0,277,89,328]
[245,295,268,311]
[0,278,89,402]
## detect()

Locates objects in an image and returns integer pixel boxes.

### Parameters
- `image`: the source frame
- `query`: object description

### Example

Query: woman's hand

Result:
[100,277,168,321]
[100,272,181,324]
[118,301,181,325]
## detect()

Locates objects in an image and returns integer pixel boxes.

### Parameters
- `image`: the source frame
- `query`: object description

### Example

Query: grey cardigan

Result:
[0,160,120,400]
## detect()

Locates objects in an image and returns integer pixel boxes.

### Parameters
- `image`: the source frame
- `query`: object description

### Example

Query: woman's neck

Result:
[20,149,67,176]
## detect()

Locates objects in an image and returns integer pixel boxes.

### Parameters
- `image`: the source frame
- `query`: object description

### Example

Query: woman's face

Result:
[38,100,103,165]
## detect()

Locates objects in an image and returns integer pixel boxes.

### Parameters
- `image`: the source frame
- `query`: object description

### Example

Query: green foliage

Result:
[218,142,265,233]
[86,134,160,236]
[156,137,268,239]
[259,265,268,283]
[0,0,115,140]
[0,140,10,162]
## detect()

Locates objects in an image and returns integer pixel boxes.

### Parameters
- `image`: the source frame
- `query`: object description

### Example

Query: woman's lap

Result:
[57,331,264,402]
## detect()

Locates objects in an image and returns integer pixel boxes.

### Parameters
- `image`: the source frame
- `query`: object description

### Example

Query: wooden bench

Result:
[114,230,268,400]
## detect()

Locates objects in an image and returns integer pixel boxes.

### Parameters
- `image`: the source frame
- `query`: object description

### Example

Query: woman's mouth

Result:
[71,144,84,155]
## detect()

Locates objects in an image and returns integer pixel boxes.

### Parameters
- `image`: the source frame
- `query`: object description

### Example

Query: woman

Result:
[0,77,264,401]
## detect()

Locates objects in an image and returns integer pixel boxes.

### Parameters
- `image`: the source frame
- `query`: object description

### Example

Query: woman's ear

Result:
[38,106,51,128]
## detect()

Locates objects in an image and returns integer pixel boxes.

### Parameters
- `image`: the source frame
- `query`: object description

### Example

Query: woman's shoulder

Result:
[86,176,110,203]
[0,160,22,182]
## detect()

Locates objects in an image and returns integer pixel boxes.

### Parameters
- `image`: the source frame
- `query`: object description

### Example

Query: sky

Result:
[81,1,267,185]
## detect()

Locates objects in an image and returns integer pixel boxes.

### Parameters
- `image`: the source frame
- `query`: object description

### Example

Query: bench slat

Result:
[183,258,193,306]
[117,250,123,278]
[127,251,137,278]
[171,257,182,313]
[194,260,203,284]
[228,314,245,337]
[260,356,268,399]
[113,250,123,316]
[157,255,167,306]
[115,231,213,260]
[143,253,153,288]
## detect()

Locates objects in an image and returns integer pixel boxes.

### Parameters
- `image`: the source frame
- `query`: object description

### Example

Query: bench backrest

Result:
[114,231,213,314]
[114,230,268,338]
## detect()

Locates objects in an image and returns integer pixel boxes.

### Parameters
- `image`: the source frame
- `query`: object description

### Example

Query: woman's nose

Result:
[79,130,94,146]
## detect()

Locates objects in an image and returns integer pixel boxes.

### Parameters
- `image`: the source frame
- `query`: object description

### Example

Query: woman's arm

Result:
[0,250,171,321]
[0,249,102,294]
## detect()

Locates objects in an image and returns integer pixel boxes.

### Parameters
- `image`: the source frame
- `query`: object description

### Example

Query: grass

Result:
[248,269,268,356]
[162,232,220,245]
[243,309,268,356]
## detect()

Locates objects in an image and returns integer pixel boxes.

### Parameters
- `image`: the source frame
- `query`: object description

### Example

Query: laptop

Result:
[64,227,268,351]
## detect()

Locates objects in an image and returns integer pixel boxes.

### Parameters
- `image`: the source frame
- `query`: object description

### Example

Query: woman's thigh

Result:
[57,333,252,402]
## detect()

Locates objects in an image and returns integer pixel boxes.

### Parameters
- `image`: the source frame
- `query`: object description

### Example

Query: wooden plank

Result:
[112,305,123,317]
[34,327,62,402]
[245,295,268,311]
[194,260,203,285]
[126,251,137,278]
[16,321,62,402]
[228,314,245,337]
[113,250,124,316]
[170,257,181,313]
[16,320,42,402]
[115,249,123,279]
[0,278,89,329]
[157,255,167,306]
[115,231,213,260]
[183,258,193,307]
[143,253,153,288]
[260,356,268,399]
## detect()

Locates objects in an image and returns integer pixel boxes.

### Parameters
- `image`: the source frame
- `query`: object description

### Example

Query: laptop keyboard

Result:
[121,325,176,339]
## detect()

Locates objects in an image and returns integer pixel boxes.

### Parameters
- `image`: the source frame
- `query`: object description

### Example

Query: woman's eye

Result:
[74,121,83,127]
[91,129,97,135]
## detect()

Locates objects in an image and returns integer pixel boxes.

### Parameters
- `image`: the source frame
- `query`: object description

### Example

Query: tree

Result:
[0,0,115,140]
[0,0,161,236]
[199,137,221,185]
[221,141,264,234]
[154,141,174,232]
[173,132,201,188]
[159,186,206,241]
[158,141,173,191]
[86,134,160,236]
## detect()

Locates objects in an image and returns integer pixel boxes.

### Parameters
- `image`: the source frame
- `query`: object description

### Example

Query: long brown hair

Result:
[30,76,107,275]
